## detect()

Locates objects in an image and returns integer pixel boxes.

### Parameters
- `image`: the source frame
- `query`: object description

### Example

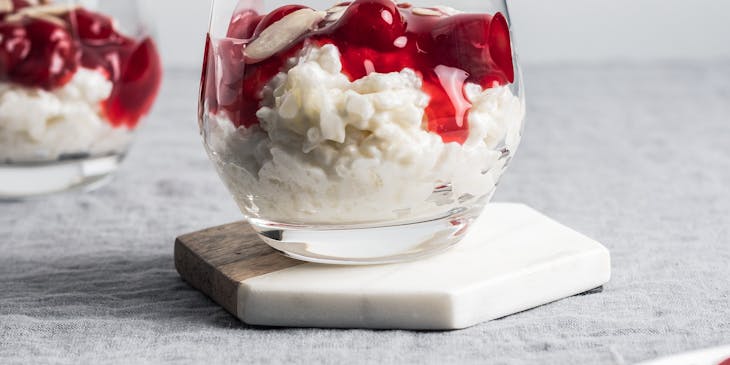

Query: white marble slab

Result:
[235,203,611,330]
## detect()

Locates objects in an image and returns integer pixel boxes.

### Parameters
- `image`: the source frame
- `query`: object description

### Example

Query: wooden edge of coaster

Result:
[174,236,239,315]
[174,221,301,317]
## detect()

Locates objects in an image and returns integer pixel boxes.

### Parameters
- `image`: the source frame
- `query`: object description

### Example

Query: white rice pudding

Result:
[206,44,524,224]
[0,68,133,163]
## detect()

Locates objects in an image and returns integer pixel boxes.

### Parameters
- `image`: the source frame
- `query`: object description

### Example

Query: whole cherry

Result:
[333,0,406,50]
[103,38,162,128]
[488,12,514,84]
[227,9,262,39]
[67,8,116,44]
[431,13,513,86]
[9,18,79,89]
[0,22,31,76]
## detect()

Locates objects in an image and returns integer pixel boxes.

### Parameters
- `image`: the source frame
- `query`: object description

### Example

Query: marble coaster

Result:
[175,203,611,330]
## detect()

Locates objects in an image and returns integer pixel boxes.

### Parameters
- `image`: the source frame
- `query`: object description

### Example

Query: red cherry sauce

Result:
[1,18,78,89]
[203,0,514,144]
[0,7,162,129]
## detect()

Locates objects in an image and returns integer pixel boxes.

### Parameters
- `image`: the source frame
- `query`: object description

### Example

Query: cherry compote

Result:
[203,0,514,144]
[0,4,161,128]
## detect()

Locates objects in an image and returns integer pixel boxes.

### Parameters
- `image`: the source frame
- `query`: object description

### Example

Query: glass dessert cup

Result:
[0,0,162,199]
[200,0,526,264]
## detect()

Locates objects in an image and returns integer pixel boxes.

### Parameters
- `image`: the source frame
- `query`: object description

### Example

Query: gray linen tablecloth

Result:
[1,63,729,364]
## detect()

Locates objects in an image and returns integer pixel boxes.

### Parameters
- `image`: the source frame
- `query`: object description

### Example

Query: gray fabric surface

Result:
[1,62,729,365]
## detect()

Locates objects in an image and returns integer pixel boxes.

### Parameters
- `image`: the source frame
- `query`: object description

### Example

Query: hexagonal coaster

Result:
[175,203,611,330]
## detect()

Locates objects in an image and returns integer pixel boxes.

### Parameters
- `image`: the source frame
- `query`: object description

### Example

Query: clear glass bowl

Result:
[200,0,525,264]
[0,0,162,198]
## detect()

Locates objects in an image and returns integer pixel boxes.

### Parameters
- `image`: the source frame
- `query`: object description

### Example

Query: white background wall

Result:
[145,0,730,69]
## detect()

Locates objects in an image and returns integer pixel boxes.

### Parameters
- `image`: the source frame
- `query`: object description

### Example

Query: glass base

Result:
[0,155,123,200]
[248,208,479,265]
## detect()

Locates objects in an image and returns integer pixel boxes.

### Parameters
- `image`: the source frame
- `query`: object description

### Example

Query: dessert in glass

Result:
[0,0,162,198]
[200,0,525,264]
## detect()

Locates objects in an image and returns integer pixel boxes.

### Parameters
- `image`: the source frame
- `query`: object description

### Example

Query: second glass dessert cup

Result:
[0,0,162,198]
[200,0,526,264]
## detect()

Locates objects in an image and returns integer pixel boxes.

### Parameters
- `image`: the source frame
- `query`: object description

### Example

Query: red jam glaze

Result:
[228,9,263,39]
[205,0,514,144]
[0,22,31,78]
[0,6,162,129]
[2,18,78,89]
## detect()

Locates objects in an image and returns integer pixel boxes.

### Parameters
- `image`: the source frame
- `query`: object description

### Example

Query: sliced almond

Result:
[412,7,441,17]
[9,0,50,6]
[244,9,325,63]
[433,6,460,16]
[5,3,77,23]
[19,3,77,16]
[28,12,66,26]
[325,6,347,22]
[9,3,76,17]
[0,0,13,13]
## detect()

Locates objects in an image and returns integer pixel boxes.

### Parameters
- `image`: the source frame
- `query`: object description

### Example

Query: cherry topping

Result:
[216,38,247,109]
[227,9,262,39]
[204,4,516,144]
[422,66,472,144]
[488,12,514,83]
[200,35,217,122]
[102,38,162,128]
[0,5,162,128]
[68,8,115,43]
[0,22,30,76]
[431,14,504,86]
[236,43,303,128]
[10,18,79,90]
[253,5,309,35]
[333,0,406,50]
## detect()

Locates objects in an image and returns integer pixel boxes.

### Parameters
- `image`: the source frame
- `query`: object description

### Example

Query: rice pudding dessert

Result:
[201,0,524,224]
[0,0,161,163]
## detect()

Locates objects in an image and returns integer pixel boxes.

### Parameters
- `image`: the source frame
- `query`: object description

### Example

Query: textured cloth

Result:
[1,63,729,364]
